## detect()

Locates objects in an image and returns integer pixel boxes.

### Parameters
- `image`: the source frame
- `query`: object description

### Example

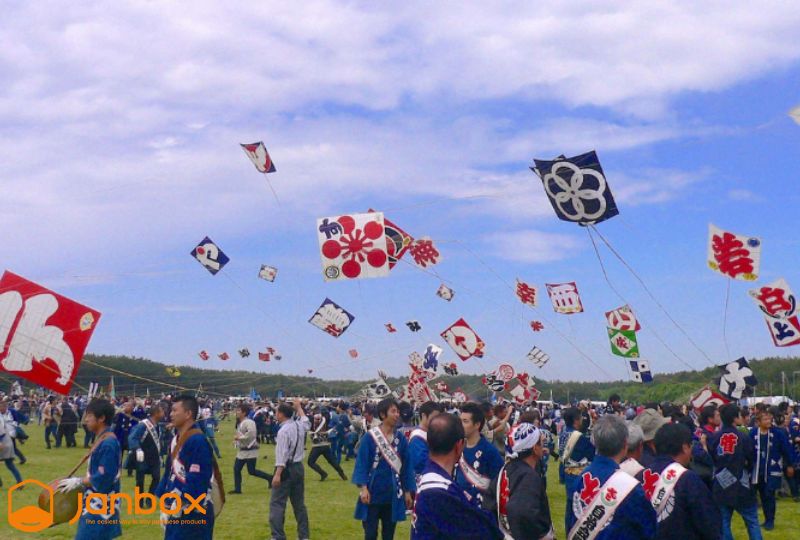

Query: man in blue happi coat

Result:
[353,397,414,540]
[558,406,596,530]
[636,422,721,540]
[566,414,657,540]
[749,408,795,531]
[708,404,761,540]
[56,398,123,540]
[156,395,215,540]
[454,402,503,509]
[408,401,444,488]
[411,413,502,540]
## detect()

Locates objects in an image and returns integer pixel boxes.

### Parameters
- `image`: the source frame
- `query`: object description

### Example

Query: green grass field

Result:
[0,420,797,539]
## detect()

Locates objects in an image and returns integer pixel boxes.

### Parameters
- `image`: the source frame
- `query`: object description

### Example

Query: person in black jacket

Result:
[488,422,554,540]
[128,403,164,508]
[636,422,721,540]
[708,404,761,540]
[58,399,78,448]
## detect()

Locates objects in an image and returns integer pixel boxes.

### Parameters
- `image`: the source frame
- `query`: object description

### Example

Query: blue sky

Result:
[2,2,800,383]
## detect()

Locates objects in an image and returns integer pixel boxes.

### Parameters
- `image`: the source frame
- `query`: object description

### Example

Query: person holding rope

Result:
[56,398,123,540]
[307,405,348,482]
[352,397,414,540]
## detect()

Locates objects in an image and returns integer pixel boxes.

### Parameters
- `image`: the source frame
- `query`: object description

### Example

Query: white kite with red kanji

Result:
[546,282,584,314]
[707,224,761,281]
[605,304,641,332]
[515,279,538,307]
[317,213,389,281]
[749,278,800,347]
[440,318,485,361]
[0,271,101,395]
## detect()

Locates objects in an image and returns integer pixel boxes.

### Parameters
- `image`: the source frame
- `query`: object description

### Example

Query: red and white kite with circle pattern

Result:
[317,213,389,281]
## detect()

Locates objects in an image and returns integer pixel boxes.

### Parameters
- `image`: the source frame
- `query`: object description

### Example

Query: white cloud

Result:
[727,188,764,202]
[483,230,583,263]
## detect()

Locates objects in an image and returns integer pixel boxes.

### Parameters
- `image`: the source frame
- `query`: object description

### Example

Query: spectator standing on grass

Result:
[749,408,795,531]
[353,397,414,540]
[0,398,26,467]
[59,398,79,448]
[270,400,311,540]
[454,402,504,510]
[229,403,272,494]
[43,396,59,449]
[127,403,164,507]
[708,404,762,540]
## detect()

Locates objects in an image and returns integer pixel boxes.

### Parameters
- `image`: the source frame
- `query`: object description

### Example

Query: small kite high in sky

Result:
[530,321,544,332]
[258,265,278,282]
[0,270,101,395]
[238,348,250,358]
[191,236,230,275]
[308,298,354,337]
[241,141,276,173]
[515,279,538,307]
[707,224,761,281]
[385,323,397,333]
[532,150,619,225]
[440,318,485,361]
[605,304,641,332]
[608,328,639,357]
[317,212,389,281]
[258,347,281,362]
[406,320,422,332]
[526,346,549,368]
[749,278,800,347]
[629,359,652,383]
[436,284,454,302]
[198,350,210,361]
[546,282,584,314]
[443,362,459,376]
[166,366,181,377]
[423,344,442,371]
[349,349,359,359]
[218,352,230,361]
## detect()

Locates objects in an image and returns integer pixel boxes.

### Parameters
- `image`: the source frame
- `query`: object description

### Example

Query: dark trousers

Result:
[12,439,25,463]
[44,423,57,448]
[363,503,396,540]
[269,462,309,540]
[233,457,272,492]
[756,482,777,524]
[307,445,346,479]
[135,461,161,500]
[63,430,77,448]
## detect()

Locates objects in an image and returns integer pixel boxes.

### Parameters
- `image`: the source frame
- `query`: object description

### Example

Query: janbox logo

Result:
[8,480,206,533]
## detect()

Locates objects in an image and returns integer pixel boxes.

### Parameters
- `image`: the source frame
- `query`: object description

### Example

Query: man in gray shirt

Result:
[270,399,311,540]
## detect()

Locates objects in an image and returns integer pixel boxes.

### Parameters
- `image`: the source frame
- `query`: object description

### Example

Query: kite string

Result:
[586,227,698,372]
[262,172,281,205]
[590,225,716,367]
[722,278,732,362]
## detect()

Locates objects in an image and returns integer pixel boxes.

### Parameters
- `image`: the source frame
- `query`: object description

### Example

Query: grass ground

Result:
[0,420,797,539]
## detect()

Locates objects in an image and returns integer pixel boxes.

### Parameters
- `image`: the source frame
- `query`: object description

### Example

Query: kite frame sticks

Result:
[589,225,715,367]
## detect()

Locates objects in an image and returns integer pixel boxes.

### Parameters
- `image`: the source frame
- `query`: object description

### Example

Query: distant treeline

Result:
[14,353,799,404]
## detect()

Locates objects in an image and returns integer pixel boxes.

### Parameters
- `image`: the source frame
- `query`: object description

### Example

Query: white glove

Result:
[56,477,84,493]
[136,449,145,462]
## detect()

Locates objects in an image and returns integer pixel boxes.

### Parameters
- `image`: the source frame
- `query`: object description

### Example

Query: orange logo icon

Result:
[8,479,55,532]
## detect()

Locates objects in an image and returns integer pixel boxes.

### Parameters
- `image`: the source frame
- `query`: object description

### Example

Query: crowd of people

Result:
[0,391,798,539]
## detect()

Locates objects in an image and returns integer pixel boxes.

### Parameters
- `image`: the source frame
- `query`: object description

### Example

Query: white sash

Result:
[619,457,644,477]
[369,426,402,475]
[458,455,491,492]
[143,419,160,453]
[648,462,688,520]
[409,428,427,442]
[562,430,583,465]
[568,470,639,540]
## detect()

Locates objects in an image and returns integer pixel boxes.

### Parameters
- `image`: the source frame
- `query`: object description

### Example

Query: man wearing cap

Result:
[636,423,721,540]
[411,413,502,540]
[566,415,656,540]
[633,408,668,468]
[488,422,554,540]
